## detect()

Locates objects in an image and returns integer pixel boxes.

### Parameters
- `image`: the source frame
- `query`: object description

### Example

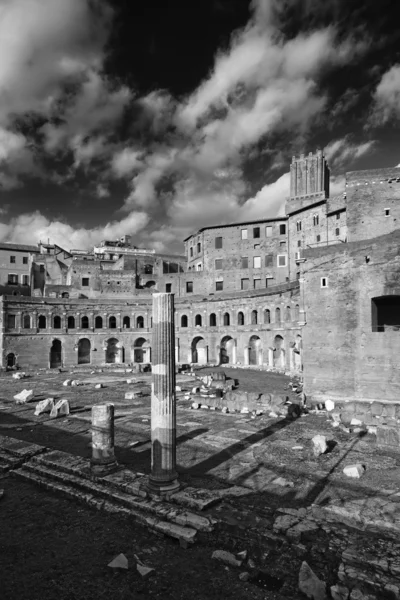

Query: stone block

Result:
[63,379,72,386]
[343,464,364,478]
[298,561,327,600]
[312,435,327,457]
[50,399,70,419]
[377,425,400,448]
[95,383,103,389]
[382,404,397,419]
[14,389,34,404]
[355,403,369,417]
[371,402,383,416]
[34,398,54,416]
[212,550,242,567]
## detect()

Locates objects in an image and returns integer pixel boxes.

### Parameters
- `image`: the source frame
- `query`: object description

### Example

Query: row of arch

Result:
[180,305,300,328]
[18,314,146,330]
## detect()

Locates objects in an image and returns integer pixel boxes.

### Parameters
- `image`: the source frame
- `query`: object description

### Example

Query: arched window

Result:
[136,316,144,329]
[38,315,46,329]
[285,306,291,322]
[275,307,281,323]
[181,315,188,328]
[238,311,244,326]
[195,314,202,326]
[223,312,230,326]
[53,315,61,329]
[264,309,270,324]
[209,313,217,327]
[67,316,75,329]
[81,316,89,329]
[123,316,130,328]
[251,310,258,325]
[294,304,300,320]
[109,316,117,329]
[23,314,31,329]
[95,316,103,329]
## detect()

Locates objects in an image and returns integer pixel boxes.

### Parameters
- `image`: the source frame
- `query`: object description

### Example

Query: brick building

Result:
[1,151,399,405]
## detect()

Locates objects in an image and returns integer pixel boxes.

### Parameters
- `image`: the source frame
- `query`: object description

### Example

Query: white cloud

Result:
[370,64,400,124]
[111,148,143,178]
[324,136,375,170]
[0,210,149,250]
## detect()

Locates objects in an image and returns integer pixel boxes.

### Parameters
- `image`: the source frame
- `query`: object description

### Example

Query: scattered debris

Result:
[239,572,250,582]
[343,464,364,478]
[107,553,128,569]
[330,584,350,600]
[50,399,70,419]
[298,561,327,600]
[312,435,327,457]
[212,550,243,567]
[95,383,103,389]
[325,399,335,411]
[71,380,83,387]
[14,389,34,404]
[34,398,54,416]
[292,445,304,450]
[136,564,155,578]
[272,477,294,487]
[12,372,27,380]
[237,550,247,560]
[63,380,72,386]
[350,417,363,426]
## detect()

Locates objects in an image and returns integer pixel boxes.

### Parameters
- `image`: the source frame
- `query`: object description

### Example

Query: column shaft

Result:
[90,403,118,475]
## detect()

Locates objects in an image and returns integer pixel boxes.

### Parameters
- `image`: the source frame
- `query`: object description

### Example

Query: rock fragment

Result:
[95,383,103,389]
[298,561,327,599]
[330,584,350,600]
[14,389,34,404]
[136,564,155,578]
[34,398,54,416]
[50,399,70,419]
[107,553,128,569]
[212,550,242,567]
[312,435,327,457]
[63,379,72,386]
[325,399,335,411]
[343,464,364,478]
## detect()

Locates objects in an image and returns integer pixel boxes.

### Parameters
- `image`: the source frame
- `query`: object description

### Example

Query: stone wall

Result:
[302,230,400,404]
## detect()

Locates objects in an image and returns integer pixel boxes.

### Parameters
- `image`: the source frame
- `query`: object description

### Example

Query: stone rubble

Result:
[34,398,54,416]
[107,553,128,569]
[14,389,34,404]
[212,550,243,568]
[50,399,70,419]
[137,563,155,578]
[343,464,364,478]
[298,561,327,600]
[312,435,328,457]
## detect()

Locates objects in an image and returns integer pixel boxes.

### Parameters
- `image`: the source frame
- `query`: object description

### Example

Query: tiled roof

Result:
[0,242,39,252]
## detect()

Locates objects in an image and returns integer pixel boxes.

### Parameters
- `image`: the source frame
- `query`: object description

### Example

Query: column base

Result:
[147,476,180,496]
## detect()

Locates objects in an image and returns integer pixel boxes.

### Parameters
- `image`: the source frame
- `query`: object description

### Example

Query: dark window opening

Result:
[95,316,103,328]
[223,312,230,326]
[253,227,260,238]
[38,315,47,329]
[197,242,201,253]
[165,283,172,293]
[186,281,193,293]
[136,316,144,328]
[238,311,244,326]
[181,315,188,327]
[109,316,117,329]
[265,255,273,267]
[215,237,223,249]
[23,257,28,264]
[23,314,31,328]
[195,314,202,326]
[275,307,281,323]
[10,256,15,263]
[279,224,286,235]
[372,296,400,332]
[264,309,271,324]
[241,278,249,290]
[7,314,16,328]
[82,278,89,286]
[81,316,89,329]
[123,316,130,328]
[67,316,75,329]
[251,310,258,325]
[209,313,217,327]
[216,281,223,291]
[53,315,61,329]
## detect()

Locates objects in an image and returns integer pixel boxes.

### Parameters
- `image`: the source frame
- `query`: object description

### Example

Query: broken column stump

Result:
[148,293,180,495]
[90,403,118,476]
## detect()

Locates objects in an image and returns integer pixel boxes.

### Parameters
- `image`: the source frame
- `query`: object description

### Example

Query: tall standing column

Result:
[91,403,118,476]
[148,293,179,495]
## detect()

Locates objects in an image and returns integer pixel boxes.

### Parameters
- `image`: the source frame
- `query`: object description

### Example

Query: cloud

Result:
[111,148,143,178]
[324,136,376,170]
[369,64,400,125]
[0,210,149,250]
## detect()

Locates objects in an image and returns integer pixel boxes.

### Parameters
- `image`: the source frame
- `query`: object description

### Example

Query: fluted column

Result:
[148,293,179,495]
[90,403,118,476]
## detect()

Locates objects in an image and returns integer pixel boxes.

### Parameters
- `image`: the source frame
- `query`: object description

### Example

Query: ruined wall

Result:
[302,230,400,404]
[346,168,400,242]
[287,202,327,276]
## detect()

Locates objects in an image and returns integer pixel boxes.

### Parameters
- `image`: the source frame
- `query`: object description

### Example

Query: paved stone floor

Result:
[1,367,400,598]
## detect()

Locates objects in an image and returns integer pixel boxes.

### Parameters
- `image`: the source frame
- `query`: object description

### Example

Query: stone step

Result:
[0,435,47,459]
[14,457,215,540]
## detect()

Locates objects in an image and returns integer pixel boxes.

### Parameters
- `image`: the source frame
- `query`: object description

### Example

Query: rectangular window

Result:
[10,256,15,263]
[265,254,273,267]
[196,263,202,271]
[241,229,248,239]
[8,274,18,284]
[165,283,172,293]
[241,256,248,269]
[254,277,262,289]
[279,224,286,235]
[23,257,28,264]
[186,281,193,293]
[297,240,301,247]
[254,243,260,249]
[336,213,340,220]
[253,256,261,268]
[321,277,328,288]
[241,278,249,290]
[266,226,273,237]
[296,221,302,232]
[280,241,286,249]
[385,208,390,217]
[266,277,274,287]
[316,235,321,242]
[82,278,89,286]
[7,314,16,328]
[215,236,223,248]
[190,247,193,257]
[215,259,223,270]
[253,227,260,238]
[215,281,223,291]
[197,242,201,253]
[335,228,340,236]
[22,275,29,285]
[277,255,287,267]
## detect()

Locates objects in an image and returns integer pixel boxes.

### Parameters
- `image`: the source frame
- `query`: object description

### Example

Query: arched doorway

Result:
[273,335,285,368]
[78,338,91,364]
[6,353,16,368]
[220,336,235,364]
[50,339,62,368]
[106,338,123,363]
[132,338,151,363]
[249,335,261,365]
[191,337,207,365]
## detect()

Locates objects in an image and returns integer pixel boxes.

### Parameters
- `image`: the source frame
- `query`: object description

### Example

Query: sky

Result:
[1,0,400,254]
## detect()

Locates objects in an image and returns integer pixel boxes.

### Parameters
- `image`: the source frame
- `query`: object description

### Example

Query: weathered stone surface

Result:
[273,514,300,533]
[62,380,72,386]
[14,389,34,404]
[330,584,350,600]
[343,464,364,478]
[377,426,400,449]
[312,435,327,457]
[137,564,155,578]
[50,399,70,419]
[298,561,327,600]
[212,550,242,567]
[34,398,54,416]
[325,399,335,411]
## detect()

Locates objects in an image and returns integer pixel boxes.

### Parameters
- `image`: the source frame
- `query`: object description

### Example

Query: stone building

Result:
[1,151,399,405]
